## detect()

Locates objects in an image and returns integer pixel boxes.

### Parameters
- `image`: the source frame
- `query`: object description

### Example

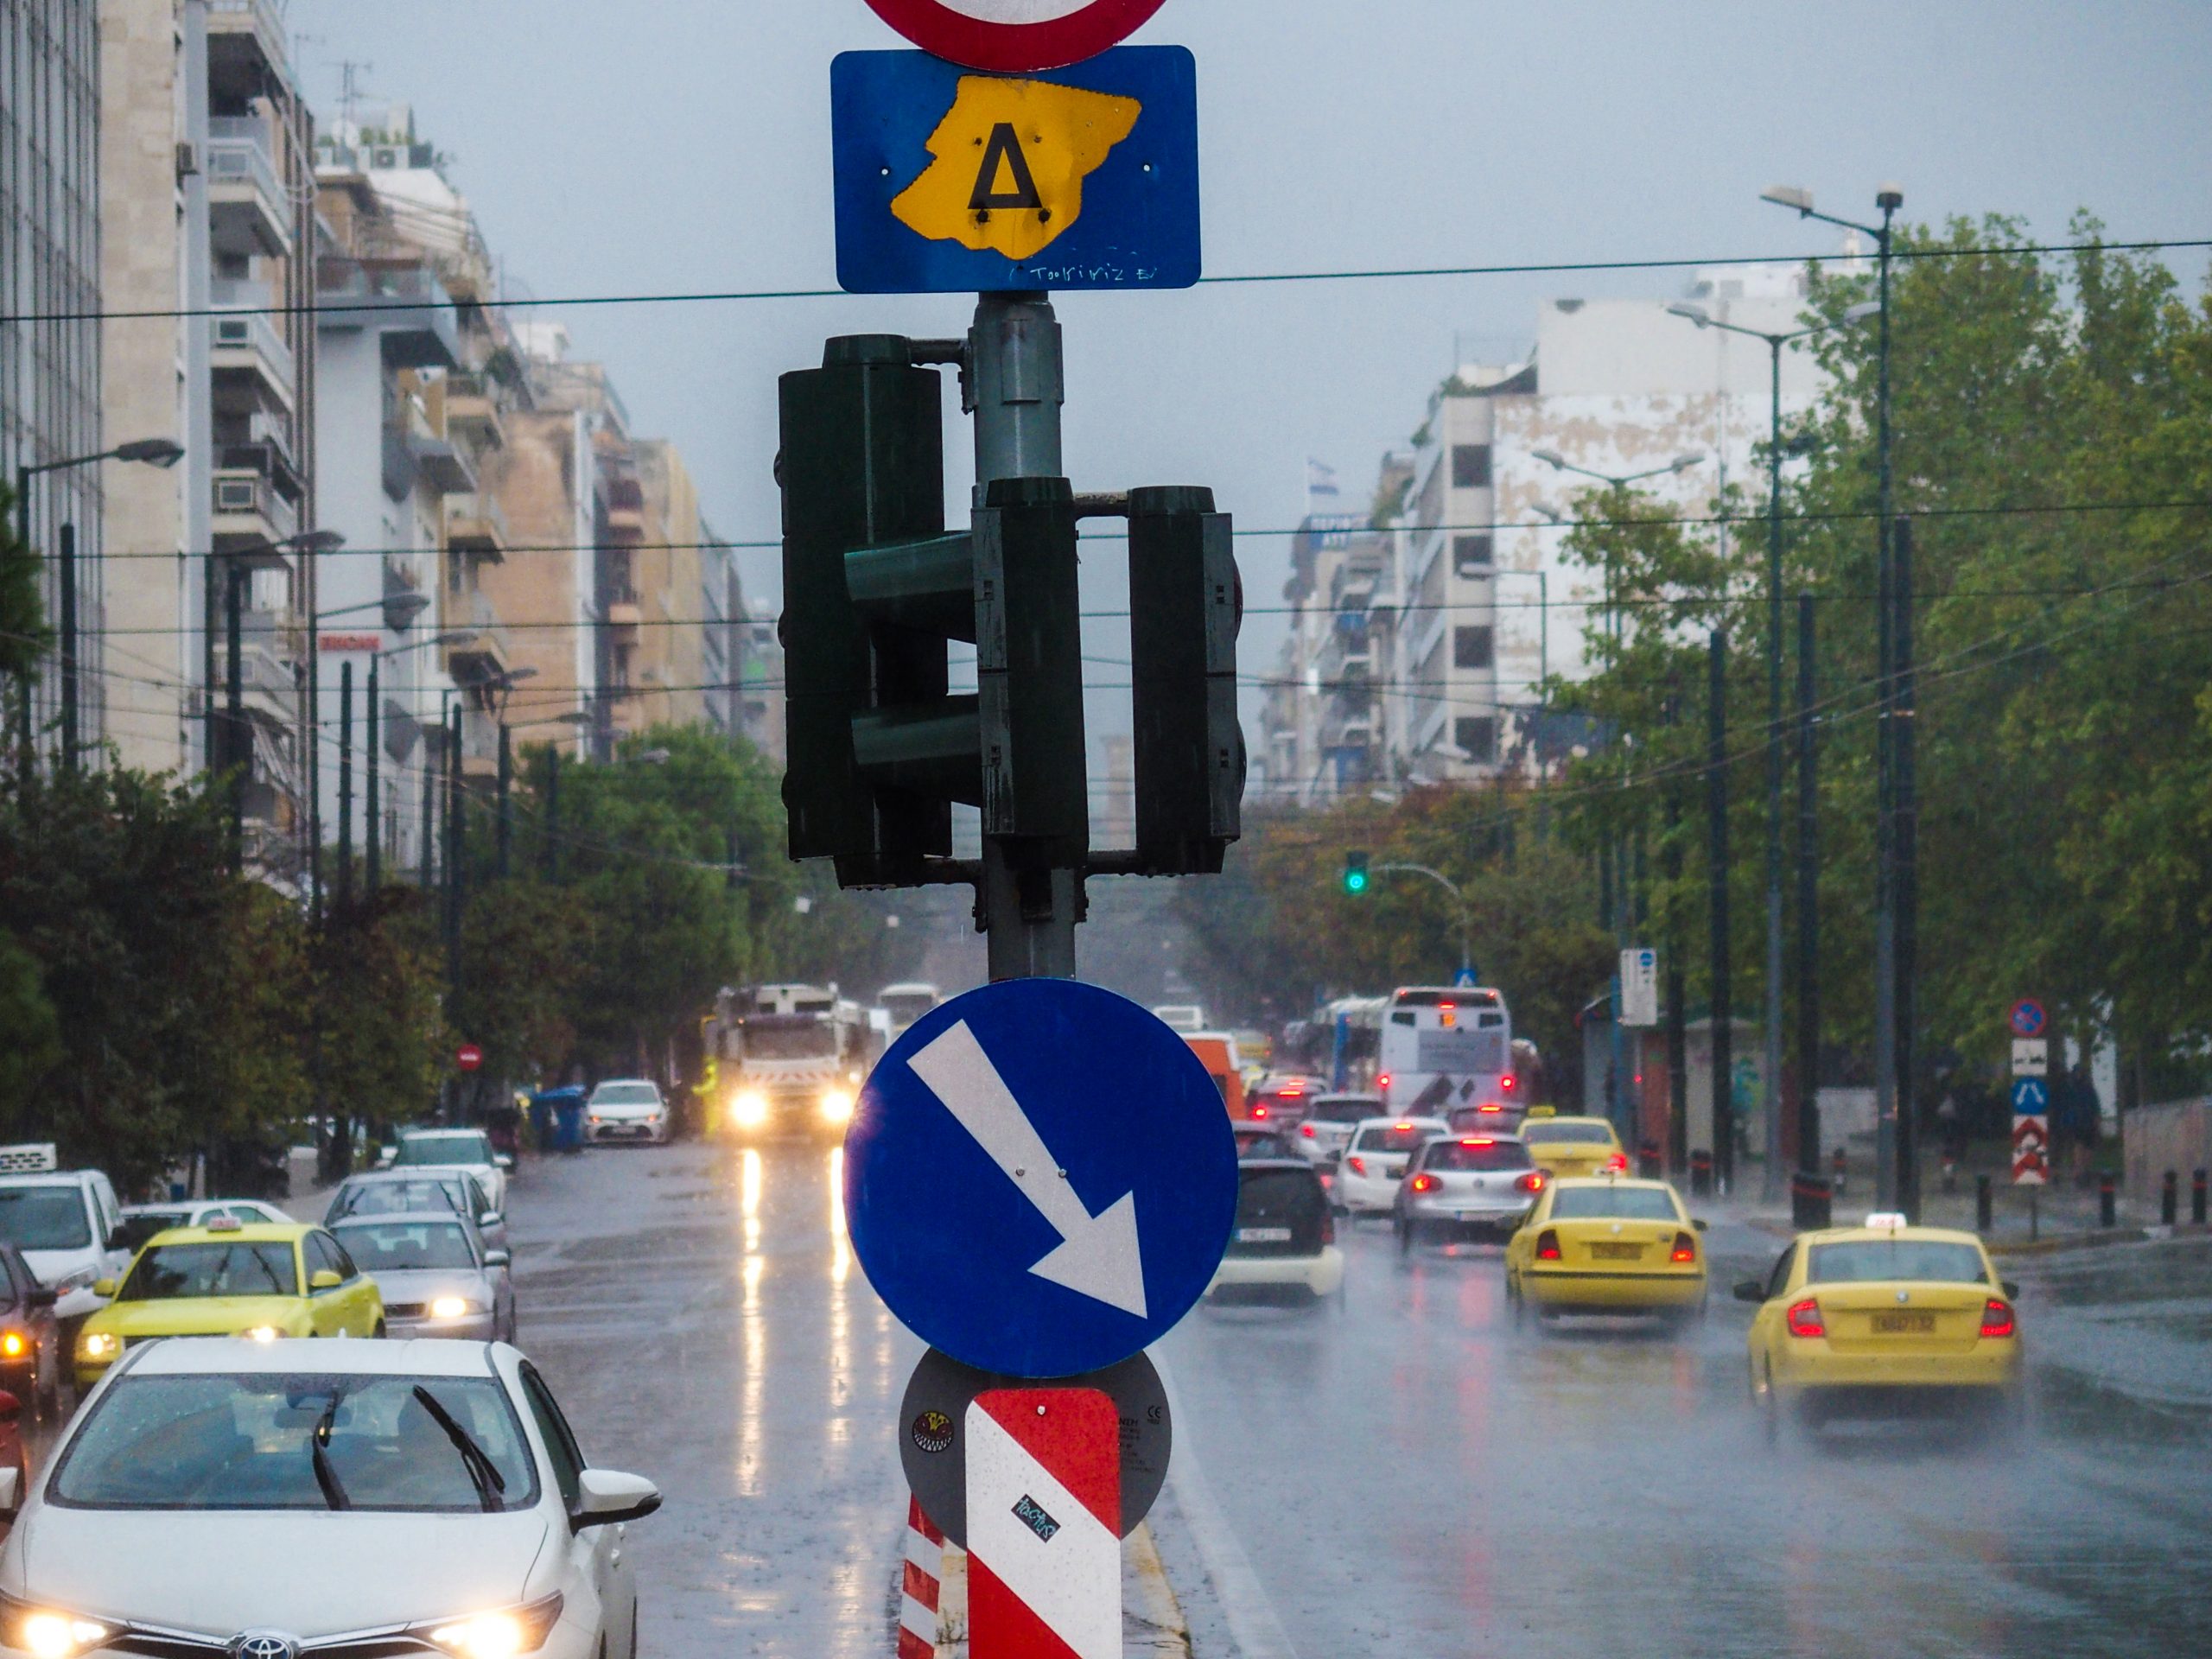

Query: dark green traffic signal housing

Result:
[1128,486,1243,875]
[1344,850,1371,894]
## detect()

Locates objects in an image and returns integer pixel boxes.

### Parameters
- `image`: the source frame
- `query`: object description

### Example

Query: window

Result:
[0,1186,92,1251]
[1525,1121,1616,1145]
[1806,1241,1989,1286]
[519,1365,587,1510]
[1453,626,1494,671]
[304,1232,345,1286]
[1764,1244,1797,1302]
[1455,717,1497,761]
[1420,1141,1533,1173]
[1353,1126,1433,1154]
[1548,1187,1681,1221]
[121,1243,298,1300]
[1450,444,1492,489]
[334,1222,476,1273]
[1452,535,1494,576]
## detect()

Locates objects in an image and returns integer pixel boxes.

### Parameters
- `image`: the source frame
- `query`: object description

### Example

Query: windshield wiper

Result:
[310,1393,353,1511]
[413,1384,508,1512]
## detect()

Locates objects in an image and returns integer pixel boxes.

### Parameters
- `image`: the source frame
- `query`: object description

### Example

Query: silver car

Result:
[326,1170,510,1262]
[1394,1132,1545,1249]
[333,1211,515,1342]
[1294,1093,1382,1166]
[390,1128,512,1211]
[585,1078,671,1146]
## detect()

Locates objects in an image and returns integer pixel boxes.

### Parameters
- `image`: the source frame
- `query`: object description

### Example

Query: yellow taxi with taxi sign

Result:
[1518,1111,1630,1180]
[1738,1211,2023,1439]
[1503,1176,1707,1325]
[73,1217,384,1389]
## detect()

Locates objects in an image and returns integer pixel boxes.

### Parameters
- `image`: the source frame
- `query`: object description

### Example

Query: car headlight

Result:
[429,1296,486,1320]
[1,1330,27,1360]
[75,1330,119,1363]
[732,1090,769,1128]
[416,1595,564,1659]
[819,1089,855,1125]
[236,1325,283,1343]
[3,1604,111,1659]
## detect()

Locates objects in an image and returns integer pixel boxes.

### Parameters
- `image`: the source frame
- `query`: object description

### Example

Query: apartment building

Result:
[98,0,319,882]
[3,0,105,755]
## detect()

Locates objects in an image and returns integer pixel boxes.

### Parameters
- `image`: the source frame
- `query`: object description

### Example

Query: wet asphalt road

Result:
[135,1144,2207,1659]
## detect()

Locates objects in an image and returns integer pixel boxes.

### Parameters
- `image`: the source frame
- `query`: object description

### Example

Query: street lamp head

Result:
[1875,182,1904,212]
[1841,300,1883,327]
[1760,185,1815,215]
[1531,449,1567,471]
[112,438,186,468]
[1669,453,1707,473]
[289,528,346,553]
[499,665,541,684]
[381,591,432,630]
[1529,503,1564,524]
[1665,302,1711,327]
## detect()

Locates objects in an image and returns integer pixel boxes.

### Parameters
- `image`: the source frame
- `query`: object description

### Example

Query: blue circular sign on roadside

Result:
[2009,999,2047,1039]
[846,980,1238,1378]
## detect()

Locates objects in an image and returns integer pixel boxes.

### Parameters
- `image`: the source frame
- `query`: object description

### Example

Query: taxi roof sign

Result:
[862,0,1169,74]
[1863,1211,1910,1231]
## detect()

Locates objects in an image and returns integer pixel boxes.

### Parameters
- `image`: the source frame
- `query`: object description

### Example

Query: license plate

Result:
[1236,1226,1293,1243]
[1872,1313,1936,1334]
[1588,1243,1643,1261]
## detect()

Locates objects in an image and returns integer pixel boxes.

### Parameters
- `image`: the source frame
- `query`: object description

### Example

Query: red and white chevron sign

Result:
[964,1388,1122,1659]
[899,1495,944,1659]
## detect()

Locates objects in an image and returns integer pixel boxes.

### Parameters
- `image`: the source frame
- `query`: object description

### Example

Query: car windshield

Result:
[51,1373,539,1512]
[1550,1187,1681,1221]
[880,993,938,1024]
[120,1242,298,1300]
[591,1083,660,1106]
[1236,1133,1294,1159]
[745,1022,839,1059]
[1312,1100,1377,1124]
[1354,1125,1432,1153]
[1525,1122,1615,1145]
[332,1179,467,1222]
[1421,1140,1532,1172]
[1807,1240,1989,1286]
[335,1221,478,1272]
[0,1185,92,1251]
[395,1134,493,1167]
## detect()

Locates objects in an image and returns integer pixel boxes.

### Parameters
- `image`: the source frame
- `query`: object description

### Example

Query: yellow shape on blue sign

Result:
[891,76,1141,262]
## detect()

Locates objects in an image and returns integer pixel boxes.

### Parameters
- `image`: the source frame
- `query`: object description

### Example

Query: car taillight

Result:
[1500,1073,1516,1091]
[1408,1173,1440,1195]
[1251,1104,1268,1120]
[1300,1122,1317,1138]
[1535,1229,1561,1261]
[1517,1172,1546,1193]
[1670,1231,1697,1263]
[1346,1156,1367,1176]
[1605,1153,1630,1173]
[1979,1299,2017,1338]
[1785,1298,1826,1338]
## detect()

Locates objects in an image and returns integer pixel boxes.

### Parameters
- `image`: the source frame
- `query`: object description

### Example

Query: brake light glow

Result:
[1319,1206,1336,1246]
[1785,1298,1826,1339]
[1377,1073,1390,1090]
[1979,1299,2017,1339]
[1251,1104,1268,1120]
[1670,1231,1697,1263]
[1300,1123,1317,1138]
[1346,1156,1367,1176]
[1516,1172,1546,1193]
[1393,1122,1413,1132]
[1408,1173,1441,1195]
[1282,1084,1305,1096]
[1460,1137,1495,1147]
[1605,1153,1630,1173]
[1500,1073,1516,1091]
[1535,1230,1561,1261]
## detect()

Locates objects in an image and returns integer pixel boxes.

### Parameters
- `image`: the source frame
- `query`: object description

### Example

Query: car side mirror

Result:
[1692,1218,1709,1233]
[92,1279,118,1300]
[494,1154,515,1171]
[480,1212,504,1229]
[107,1227,133,1252]
[310,1269,343,1292]
[1732,1279,1765,1304]
[0,1463,19,1522]
[2002,1281,2020,1302]
[571,1468,662,1533]
[484,1249,512,1269]
[0,1390,20,1425]
[26,1287,56,1310]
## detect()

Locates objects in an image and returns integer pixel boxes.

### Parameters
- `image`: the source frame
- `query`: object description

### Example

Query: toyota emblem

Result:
[233,1631,301,1659]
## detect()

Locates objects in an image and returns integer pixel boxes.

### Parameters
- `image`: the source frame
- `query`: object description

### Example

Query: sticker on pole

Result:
[846,979,1237,1377]
[861,0,1168,74]
[832,47,1200,294]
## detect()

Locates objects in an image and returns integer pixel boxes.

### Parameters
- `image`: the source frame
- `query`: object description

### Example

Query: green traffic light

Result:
[1344,851,1370,894]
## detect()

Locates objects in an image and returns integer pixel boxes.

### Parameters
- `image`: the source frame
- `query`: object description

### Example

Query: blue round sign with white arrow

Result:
[846,979,1239,1378]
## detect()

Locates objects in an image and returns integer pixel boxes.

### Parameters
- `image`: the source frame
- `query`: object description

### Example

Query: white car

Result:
[1292,1094,1382,1166]
[1206,1160,1345,1307]
[391,1128,512,1213]
[333,1211,518,1344]
[115,1198,290,1255]
[0,1168,130,1328]
[584,1081,671,1147]
[1393,1133,1545,1249]
[0,1338,659,1659]
[1334,1117,1449,1216]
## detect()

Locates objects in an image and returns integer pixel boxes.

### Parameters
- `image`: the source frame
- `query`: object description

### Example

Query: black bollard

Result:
[2195,1169,2208,1227]
[2099,1172,2117,1230]
[2161,1170,2178,1225]
[1975,1173,1993,1232]
[1790,1173,1833,1232]
[1689,1148,1713,1198]
[1637,1140,1662,1179]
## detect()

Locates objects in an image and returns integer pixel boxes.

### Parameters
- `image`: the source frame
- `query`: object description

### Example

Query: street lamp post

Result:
[12,438,185,772]
[1363,860,1475,980]
[1762,181,1910,1212]
[1665,297,1879,1201]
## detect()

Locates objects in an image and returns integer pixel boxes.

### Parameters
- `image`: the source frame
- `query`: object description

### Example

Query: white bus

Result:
[1376,986,1517,1121]
[877,982,944,1043]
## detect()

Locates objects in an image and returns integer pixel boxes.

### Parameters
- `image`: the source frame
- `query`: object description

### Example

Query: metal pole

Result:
[226,565,245,871]
[445,704,462,1009]
[1893,515,1919,1218]
[365,659,381,899]
[1872,191,1901,1209]
[57,523,78,771]
[497,721,512,880]
[1663,693,1689,1175]
[1760,340,1787,1199]
[543,745,560,881]
[968,291,1078,982]
[1708,628,1732,1193]
[336,661,353,913]
[420,713,437,888]
[1795,593,1821,1177]
[14,467,34,775]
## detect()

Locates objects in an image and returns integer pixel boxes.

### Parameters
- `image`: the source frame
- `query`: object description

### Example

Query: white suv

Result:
[0,1166,130,1333]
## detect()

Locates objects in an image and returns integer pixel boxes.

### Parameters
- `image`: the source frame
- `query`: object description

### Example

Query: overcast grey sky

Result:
[289,0,2212,718]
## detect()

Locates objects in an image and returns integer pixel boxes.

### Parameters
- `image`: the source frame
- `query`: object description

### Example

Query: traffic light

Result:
[1128,486,1243,874]
[1344,850,1370,895]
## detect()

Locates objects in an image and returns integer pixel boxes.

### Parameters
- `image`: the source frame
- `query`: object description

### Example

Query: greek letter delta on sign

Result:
[845,980,1238,1377]
[863,0,1168,73]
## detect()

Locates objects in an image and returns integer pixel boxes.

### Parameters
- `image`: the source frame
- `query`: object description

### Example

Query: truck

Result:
[708,984,873,1140]
[876,982,944,1045]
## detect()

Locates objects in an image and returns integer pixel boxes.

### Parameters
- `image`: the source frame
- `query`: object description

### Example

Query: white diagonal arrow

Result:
[905,1020,1148,1319]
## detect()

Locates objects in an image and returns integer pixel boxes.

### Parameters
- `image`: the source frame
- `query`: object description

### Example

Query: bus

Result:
[1376,986,1516,1119]
[877,982,944,1043]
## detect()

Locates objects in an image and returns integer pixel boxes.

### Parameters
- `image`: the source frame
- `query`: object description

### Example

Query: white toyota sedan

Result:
[0,1338,659,1659]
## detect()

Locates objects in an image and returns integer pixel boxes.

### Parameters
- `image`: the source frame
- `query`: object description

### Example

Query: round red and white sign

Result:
[862,0,1167,74]
[455,1043,483,1072]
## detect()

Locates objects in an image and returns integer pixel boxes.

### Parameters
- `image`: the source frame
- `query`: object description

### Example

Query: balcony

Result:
[442,373,505,451]
[603,477,645,541]
[410,435,476,496]
[604,598,643,645]
[213,469,298,546]
[445,588,512,683]
[207,0,287,100]
[210,286,296,406]
[207,118,289,257]
[317,263,460,372]
[446,493,510,561]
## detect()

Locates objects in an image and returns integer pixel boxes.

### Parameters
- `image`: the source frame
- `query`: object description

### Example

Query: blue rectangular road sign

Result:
[2011,1077,2050,1116]
[831,47,1200,294]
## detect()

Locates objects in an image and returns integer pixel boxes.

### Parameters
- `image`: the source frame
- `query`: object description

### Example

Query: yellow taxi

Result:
[1503,1176,1707,1325]
[1518,1111,1630,1180]
[74,1218,385,1389]
[1738,1212,2023,1439]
